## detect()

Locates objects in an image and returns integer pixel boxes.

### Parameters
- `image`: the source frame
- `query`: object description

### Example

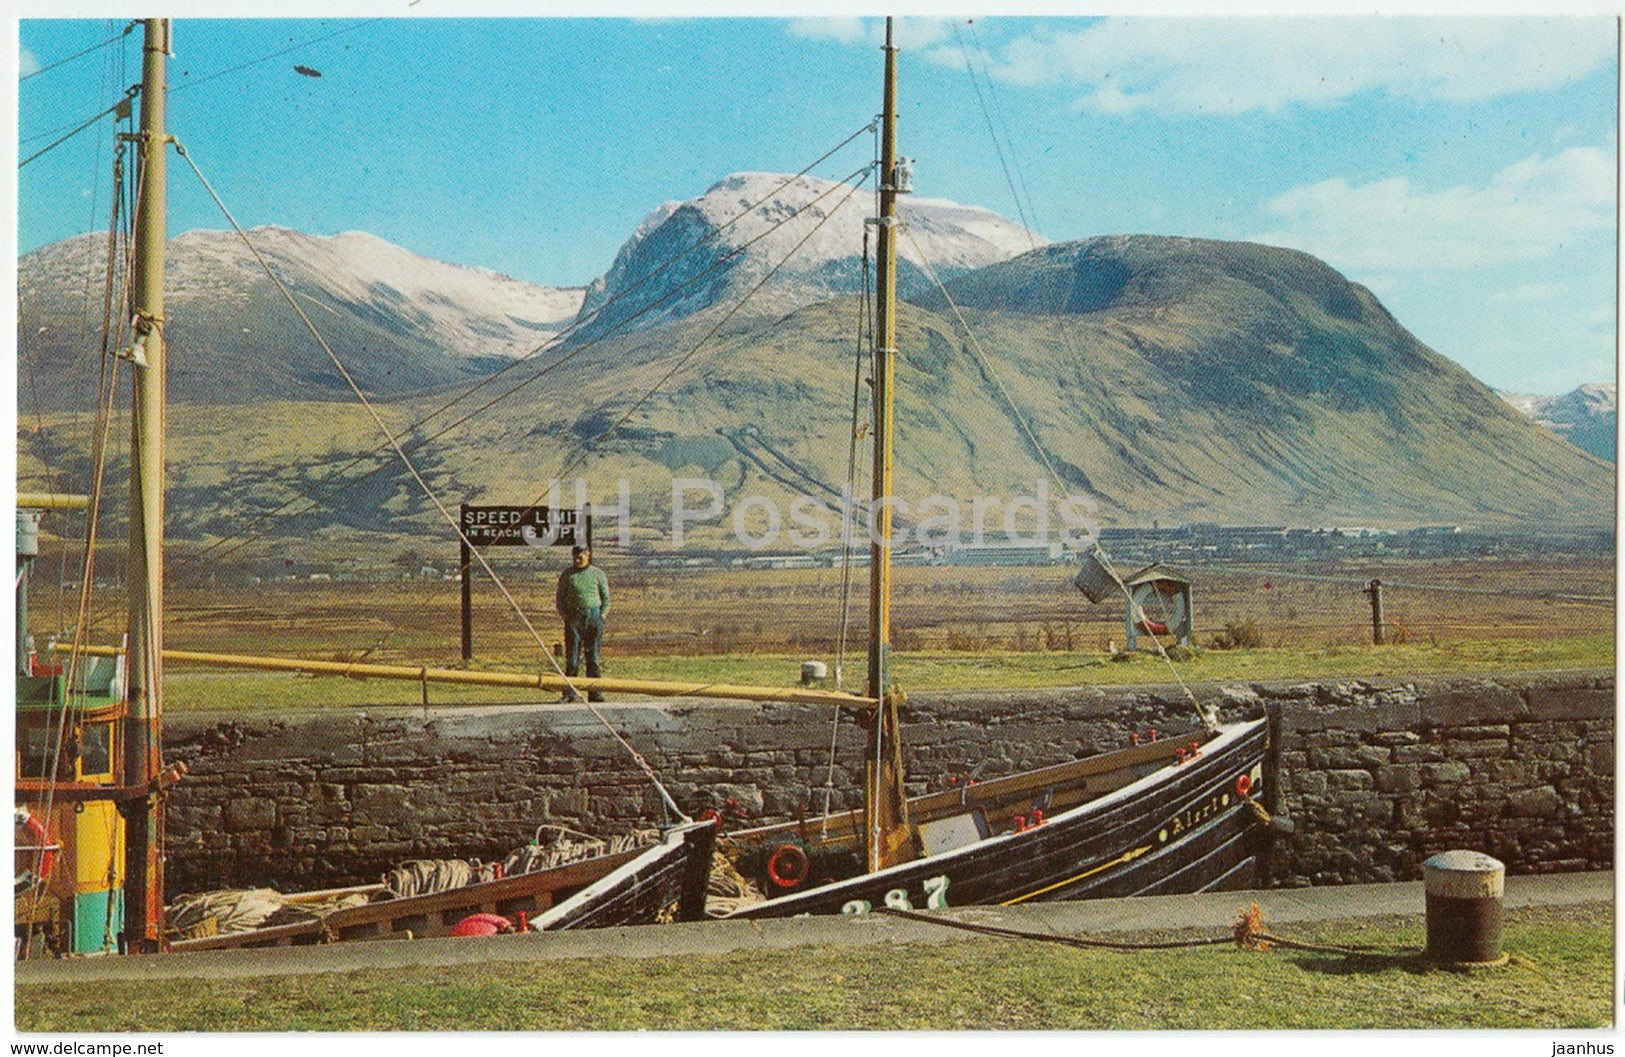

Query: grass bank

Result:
[15,903,1612,1031]
[160,632,1613,712]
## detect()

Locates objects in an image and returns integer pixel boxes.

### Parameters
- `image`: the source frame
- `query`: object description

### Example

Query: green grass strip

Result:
[16,904,1612,1031]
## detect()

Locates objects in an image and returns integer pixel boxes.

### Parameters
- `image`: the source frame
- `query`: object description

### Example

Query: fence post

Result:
[1364,578,1385,645]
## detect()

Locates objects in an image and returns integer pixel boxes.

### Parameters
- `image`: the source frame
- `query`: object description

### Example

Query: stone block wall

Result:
[1266,671,1613,885]
[161,670,1613,895]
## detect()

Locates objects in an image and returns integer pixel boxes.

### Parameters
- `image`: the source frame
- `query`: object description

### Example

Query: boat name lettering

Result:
[1158,789,1235,843]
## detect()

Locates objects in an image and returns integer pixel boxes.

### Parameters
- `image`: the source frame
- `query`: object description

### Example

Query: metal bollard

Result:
[1422,850,1507,967]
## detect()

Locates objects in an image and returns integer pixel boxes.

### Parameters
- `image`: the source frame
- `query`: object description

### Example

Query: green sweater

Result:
[556,565,609,617]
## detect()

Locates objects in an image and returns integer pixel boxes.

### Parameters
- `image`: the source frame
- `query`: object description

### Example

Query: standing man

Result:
[556,545,609,703]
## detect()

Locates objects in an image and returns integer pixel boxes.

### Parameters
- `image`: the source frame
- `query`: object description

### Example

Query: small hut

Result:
[1121,563,1194,650]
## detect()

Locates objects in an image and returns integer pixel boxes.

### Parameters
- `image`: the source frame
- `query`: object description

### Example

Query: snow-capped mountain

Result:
[572,172,1044,340]
[1498,383,1616,461]
[19,228,584,406]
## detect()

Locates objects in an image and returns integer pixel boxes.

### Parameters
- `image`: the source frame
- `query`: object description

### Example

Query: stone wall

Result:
[161,670,1613,895]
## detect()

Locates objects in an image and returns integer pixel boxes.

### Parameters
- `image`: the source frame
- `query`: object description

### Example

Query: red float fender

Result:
[766,843,810,888]
[1134,618,1170,636]
[449,912,512,937]
[15,807,55,881]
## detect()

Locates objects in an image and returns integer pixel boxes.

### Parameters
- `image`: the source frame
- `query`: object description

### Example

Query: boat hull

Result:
[532,819,716,930]
[726,714,1276,918]
[167,819,715,951]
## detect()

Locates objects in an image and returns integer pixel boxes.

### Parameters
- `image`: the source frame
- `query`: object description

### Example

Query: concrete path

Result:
[17,871,1611,985]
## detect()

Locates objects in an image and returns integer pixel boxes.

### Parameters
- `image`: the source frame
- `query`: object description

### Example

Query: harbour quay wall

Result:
[161,669,1613,894]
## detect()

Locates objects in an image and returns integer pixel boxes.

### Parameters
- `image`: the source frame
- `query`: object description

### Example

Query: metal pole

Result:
[1365,578,1385,645]
[123,17,170,954]
[460,504,473,663]
[58,643,882,708]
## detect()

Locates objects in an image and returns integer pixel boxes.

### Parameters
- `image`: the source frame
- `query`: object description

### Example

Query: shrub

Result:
[1208,619,1265,650]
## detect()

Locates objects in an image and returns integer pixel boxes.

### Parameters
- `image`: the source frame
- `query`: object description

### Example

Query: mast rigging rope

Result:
[330,166,879,663]
[20,146,141,954]
[537,168,873,492]
[147,123,879,603]
[901,225,1216,729]
[952,21,1086,370]
[19,86,139,169]
[823,222,875,834]
[173,139,688,822]
[20,22,137,83]
[169,19,384,95]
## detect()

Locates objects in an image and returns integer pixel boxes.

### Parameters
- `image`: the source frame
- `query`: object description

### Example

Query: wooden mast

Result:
[123,17,170,953]
[863,16,911,873]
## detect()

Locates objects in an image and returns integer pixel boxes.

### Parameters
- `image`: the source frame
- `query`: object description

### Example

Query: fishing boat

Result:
[13,19,718,958]
[709,19,1287,918]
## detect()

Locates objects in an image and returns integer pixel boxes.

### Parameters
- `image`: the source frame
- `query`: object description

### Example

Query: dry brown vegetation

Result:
[35,552,1613,670]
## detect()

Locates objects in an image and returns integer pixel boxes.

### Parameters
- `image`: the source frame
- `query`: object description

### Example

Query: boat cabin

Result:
[16,497,128,957]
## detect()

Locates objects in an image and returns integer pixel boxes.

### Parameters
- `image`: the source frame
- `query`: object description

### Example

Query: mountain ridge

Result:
[572,171,1044,341]
[1498,383,1616,461]
[16,182,1614,535]
[19,226,586,408]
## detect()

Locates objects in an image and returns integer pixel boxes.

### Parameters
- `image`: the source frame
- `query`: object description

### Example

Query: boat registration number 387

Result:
[840,875,950,915]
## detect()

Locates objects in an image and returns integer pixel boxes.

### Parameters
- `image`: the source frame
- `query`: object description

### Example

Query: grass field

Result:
[43,555,1615,660]
[15,903,1612,1031]
[159,633,1615,713]
[30,553,1612,711]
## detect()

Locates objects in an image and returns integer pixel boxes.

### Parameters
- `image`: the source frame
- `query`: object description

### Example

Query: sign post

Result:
[460,504,473,662]
[459,503,591,662]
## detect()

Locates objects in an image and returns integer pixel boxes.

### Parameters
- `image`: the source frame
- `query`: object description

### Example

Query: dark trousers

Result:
[563,608,603,693]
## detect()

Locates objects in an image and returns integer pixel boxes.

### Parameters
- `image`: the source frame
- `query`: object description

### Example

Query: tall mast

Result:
[123,17,170,953]
[863,16,910,873]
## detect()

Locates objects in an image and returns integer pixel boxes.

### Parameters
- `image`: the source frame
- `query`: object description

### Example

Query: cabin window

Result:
[80,722,113,780]
[18,723,56,779]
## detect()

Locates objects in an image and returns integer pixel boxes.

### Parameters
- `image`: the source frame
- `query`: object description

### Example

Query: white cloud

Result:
[788,17,953,51]
[978,18,1615,115]
[20,46,40,78]
[788,18,870,45]
[1247,146,1614,272]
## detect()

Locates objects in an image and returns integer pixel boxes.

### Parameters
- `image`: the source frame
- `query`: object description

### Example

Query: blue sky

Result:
[14,11,1619,394]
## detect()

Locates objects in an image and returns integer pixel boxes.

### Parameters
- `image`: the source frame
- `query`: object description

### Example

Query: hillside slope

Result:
[18,230,1613,542]
[898,235,1612,525]
[18,228,584,408]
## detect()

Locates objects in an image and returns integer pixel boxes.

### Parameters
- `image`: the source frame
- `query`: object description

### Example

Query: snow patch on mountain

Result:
[575,171,1044,338]
[1498,382,1616,461]
[24,228,585,362]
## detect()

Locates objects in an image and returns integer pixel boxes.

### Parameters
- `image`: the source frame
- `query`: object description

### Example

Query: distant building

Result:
[946,540,1064,566]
